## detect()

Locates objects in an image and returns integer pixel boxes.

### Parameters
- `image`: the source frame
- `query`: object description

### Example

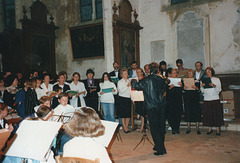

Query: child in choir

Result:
[51,92,75,155]
[51,92,74,122]
[34,96,52,112]
[35,77,45,100]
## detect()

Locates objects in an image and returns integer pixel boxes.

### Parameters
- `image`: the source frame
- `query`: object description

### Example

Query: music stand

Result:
[133,129,154,150]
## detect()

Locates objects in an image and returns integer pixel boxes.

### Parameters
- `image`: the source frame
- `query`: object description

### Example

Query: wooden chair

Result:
[55,155,100,163]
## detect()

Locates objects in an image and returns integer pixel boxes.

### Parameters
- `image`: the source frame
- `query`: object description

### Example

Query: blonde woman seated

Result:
[63,107,111,163]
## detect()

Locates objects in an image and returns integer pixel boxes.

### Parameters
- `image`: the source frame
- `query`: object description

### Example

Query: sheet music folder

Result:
[5,120,62,161]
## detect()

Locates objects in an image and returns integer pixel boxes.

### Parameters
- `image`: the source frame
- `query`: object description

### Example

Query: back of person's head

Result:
[39,96,51,105]
[149,62,159,74]
[18,78,27,89]
[4,74,17,87]
[58,92,68,100]
[53,85,62,93]
[65,107,105,137]
[36,105,51,119]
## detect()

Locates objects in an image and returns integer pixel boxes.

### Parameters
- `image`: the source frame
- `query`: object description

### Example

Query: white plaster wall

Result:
[137,0,240,73]
[208,0,240,73]
[138,0,176,68]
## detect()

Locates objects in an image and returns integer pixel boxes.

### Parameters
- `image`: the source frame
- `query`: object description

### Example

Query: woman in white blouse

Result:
[117,68,131,133]
[69,72,87,107]
[63,107,111,163]
[99,72,117,122]
[201,67,223,136]
[41,73,53,95]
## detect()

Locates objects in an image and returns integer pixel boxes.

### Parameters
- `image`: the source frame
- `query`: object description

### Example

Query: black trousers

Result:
[147,107,166,153]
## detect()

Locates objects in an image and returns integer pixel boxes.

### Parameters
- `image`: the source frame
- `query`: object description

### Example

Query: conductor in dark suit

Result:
[131,62,167,156]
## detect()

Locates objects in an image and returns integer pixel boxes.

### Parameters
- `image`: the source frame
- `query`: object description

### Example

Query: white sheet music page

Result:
[5,120,62,161]
[93,120,119,147]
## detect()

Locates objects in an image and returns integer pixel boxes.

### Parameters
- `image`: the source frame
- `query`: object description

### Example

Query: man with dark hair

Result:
[194,61,205,80]
[109,61,121,83]
[176,59,188,77]
[131,62,167,156]
[129,61,138,78]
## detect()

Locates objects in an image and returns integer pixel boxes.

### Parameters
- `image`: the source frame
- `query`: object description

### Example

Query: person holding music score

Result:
[201,67,223,136]
[131,62,167,156]
[117,68,132,133]
[51,92,74,155]
[69,72,87,108]
[99,72,117,122]
[63,107,111,163]
[166,69,183,134]
[183,69,201,134]
[132,68,147,132]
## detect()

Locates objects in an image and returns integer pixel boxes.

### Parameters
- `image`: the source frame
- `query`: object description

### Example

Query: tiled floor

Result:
[109,128,240,163]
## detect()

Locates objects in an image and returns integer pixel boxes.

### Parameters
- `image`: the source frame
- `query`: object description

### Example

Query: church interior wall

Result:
[13,0,240,77]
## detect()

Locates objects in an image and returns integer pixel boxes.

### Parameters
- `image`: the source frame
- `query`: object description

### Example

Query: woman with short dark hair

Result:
[201,67,223,135]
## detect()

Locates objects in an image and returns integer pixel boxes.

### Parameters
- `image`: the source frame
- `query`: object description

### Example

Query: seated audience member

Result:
[117,68,131,133]
[41,73,53,96]
[16,72,22,80]
[0,75,5,101]
[51,85,62,109]
[51,92,74,155]
[99,72,117,122]
[35,77,45,100]
[166,69,183,134]
[69,72,87,108]
[183,69,201,134]
[201,67,223,136]
[176,59,188,78]
[24,79,39,116]
[32,70,39,78]
[144,64,150,76]
[129,61,138,78]
[3,71,11,79]
[159,61,167,77]
[3,74,18,109]
[0,103,13,131]
[63,107,111,163]
[83,69,100,112]
[15,78,27,118]
[34,96,52,112]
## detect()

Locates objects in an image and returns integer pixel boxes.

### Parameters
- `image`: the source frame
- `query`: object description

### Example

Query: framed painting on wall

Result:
[68,23,104,61]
